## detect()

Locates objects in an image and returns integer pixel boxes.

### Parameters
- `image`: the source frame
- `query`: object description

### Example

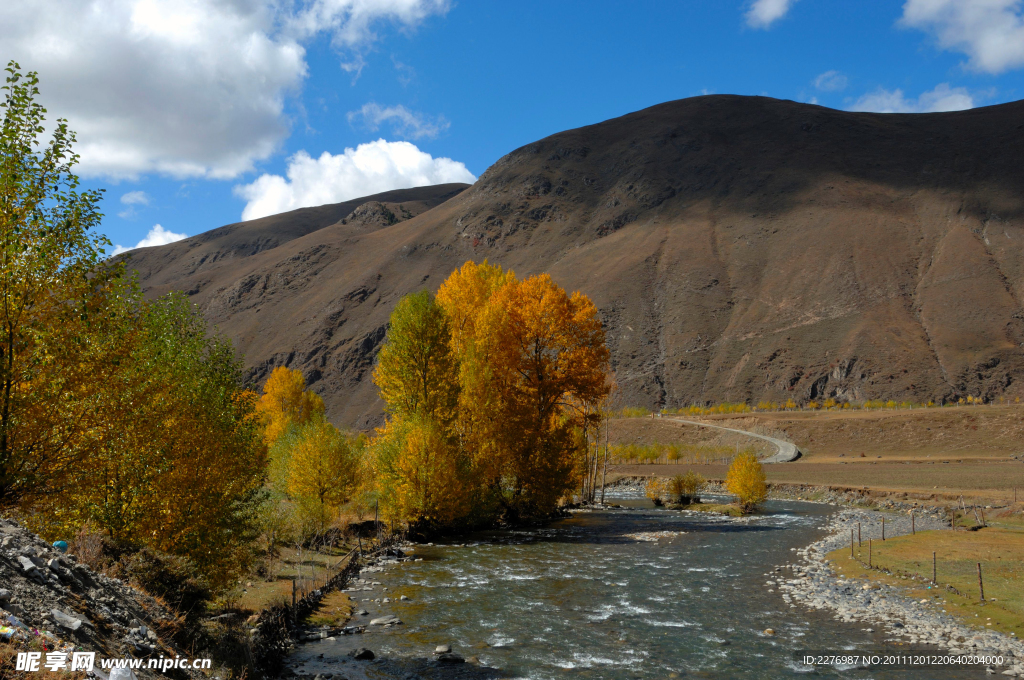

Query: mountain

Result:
[125,95,1024,428]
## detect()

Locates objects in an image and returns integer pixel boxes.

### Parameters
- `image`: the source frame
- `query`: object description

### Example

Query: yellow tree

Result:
[286,416,360,530]
[372,415,469,528]
[726,451,768,512]
[372,291,465,526]
[256,366,325,445]
[436,260,512,485]
[374,291,459,424]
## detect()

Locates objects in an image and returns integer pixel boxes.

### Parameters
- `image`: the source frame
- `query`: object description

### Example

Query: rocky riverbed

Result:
[775,508,1024,677]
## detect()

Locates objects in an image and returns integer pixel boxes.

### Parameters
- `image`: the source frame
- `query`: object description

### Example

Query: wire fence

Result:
[845,534,1023,622]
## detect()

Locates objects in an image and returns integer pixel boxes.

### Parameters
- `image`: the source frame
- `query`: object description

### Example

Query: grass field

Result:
[825,527,1024,638]
[236,542,357,613]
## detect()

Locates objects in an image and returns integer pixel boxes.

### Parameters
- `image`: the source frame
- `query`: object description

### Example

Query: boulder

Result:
[348,648,374,661]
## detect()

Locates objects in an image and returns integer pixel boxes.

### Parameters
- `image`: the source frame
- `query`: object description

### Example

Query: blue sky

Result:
[3,0,1023,254]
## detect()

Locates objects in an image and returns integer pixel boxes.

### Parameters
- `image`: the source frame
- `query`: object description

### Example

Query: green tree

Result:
[374,291,459,425]
[0,61,114,504]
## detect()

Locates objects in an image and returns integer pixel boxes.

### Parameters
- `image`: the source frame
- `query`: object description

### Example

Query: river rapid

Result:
[289,493,986,679]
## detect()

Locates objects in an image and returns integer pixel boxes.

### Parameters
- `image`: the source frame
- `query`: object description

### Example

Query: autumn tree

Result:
[725,451,768,513]
[372,291,467,527]
[477,273,610,519]
[284,416,361,531]
[372,415,469,528]
[256,366,325,445]
[372,261,610,528]
[0,62,115,504]
[33,293,267,586]
[375,291,459,424]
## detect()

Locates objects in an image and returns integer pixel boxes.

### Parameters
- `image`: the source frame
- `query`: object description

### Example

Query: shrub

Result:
[645,477,666,505]
[725,452,767,512]
[669,471,706,504]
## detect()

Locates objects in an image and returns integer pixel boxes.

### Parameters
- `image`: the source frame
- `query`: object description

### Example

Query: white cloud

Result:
[111,224,188,256]
[347,103,449,140]
[0,0,450,180]
[813,70,848,92]
[745,0,797,28]
[234,139,476,221]
[120,191,149,206]
[901,0,1024,74]
[849,83,975,113]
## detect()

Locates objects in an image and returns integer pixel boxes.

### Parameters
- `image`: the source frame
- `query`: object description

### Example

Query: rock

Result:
[467,656,480,664]
[764,629,775,636]
[369,615,402,626]
[434,644,451,654]
[0,589,10,603]
[356,609,369,616]
[437,653,465,664]
[348,648,375,660]
[51,609,83,631]
[400,595,409,601]
[16,556,37,573]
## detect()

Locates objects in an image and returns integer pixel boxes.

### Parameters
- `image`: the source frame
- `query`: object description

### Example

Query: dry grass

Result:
[237,542,355,613]
[611,462,1024,501]
[305,589,354,628]
[664,404,1024,461]
[825,527,1024,639]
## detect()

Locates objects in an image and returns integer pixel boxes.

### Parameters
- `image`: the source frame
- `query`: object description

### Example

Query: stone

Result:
[764,629,775,636]
[0,589,11,603]
[348,648,374,661]
[369,615,402,626]
[51,609,82,631]
[16,556,37,573]
[434,644,451,654]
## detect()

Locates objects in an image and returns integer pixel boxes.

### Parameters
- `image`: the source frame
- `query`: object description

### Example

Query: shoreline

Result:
[777,508,1024,676]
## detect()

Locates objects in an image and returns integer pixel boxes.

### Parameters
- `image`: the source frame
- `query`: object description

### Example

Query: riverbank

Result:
[776,508,1024,676]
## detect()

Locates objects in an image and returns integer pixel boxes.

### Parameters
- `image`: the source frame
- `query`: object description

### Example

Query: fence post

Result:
[882,517,885,541]
[932,552,936,583]
[911,511,915,535]
[851,529,855,558]
[868,539,872,568]
[291,578,296,608]
[858,522,861,546]
[977,563,985,602]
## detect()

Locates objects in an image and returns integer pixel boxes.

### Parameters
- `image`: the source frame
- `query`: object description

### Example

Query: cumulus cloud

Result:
[849,83,975,113]
[347,103,449,140]
[813,70,849,92]
[0,0,450,180]
[900,0,1024,74]
[111,224,188,256]
[745,0,797,28]
[234,139,476,221]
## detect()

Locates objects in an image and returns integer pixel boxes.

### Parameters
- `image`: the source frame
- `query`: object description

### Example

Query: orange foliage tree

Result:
[372,260,610,528]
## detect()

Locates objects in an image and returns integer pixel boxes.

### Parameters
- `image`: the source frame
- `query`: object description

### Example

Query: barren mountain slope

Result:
[126,95,1024,428]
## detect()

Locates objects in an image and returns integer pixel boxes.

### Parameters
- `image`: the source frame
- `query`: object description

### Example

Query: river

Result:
[287,492,986,679]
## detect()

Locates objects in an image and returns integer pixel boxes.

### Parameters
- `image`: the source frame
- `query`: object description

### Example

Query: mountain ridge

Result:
[125,95,1024,428]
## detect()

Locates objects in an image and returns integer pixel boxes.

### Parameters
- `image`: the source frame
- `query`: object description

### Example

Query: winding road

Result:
[664,417,801,463]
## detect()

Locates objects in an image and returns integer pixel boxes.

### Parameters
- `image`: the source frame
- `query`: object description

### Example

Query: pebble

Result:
[781,508,1024,676]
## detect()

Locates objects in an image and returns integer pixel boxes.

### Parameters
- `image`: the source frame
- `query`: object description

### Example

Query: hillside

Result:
[124,95,1024,429]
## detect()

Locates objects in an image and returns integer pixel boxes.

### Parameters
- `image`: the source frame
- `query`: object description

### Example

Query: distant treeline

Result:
[614,394,1018,418]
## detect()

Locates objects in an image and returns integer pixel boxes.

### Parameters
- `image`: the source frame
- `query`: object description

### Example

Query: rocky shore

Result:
[775,508,1024,677]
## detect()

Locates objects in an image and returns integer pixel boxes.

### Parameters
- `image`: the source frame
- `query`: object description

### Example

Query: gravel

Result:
[778,508,1024,677]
